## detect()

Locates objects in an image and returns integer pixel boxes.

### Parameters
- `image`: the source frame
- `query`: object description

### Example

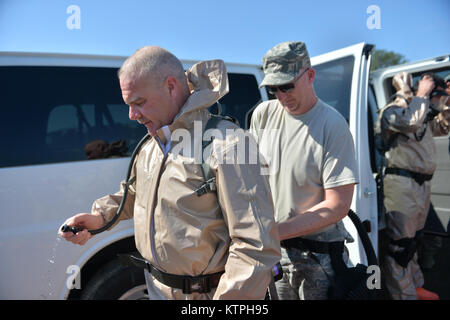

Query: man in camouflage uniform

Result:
[250,41,359,300]
[376,72,450,300]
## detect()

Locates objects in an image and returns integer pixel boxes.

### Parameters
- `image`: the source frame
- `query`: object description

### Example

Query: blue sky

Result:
[0,0,449,65]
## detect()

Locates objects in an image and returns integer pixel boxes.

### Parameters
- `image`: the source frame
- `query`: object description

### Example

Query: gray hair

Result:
[118,46,187,89]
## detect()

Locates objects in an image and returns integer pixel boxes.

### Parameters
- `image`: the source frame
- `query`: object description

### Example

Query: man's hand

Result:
[58,213,104,246]
[416,75,435,98]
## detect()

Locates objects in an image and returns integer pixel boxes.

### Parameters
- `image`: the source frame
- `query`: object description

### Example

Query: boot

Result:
[416,287,439,300]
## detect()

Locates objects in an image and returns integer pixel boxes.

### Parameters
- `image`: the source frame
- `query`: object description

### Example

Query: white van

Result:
[0,45,448,299]
[0,53,268,299]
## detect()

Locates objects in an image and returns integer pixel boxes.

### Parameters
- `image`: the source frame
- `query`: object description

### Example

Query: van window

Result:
[0,66,147,168]
[313,56,355,123]
[0,66,261,168]
[383,67,450,102]
[412,68,450,86]
[212,73,262,129]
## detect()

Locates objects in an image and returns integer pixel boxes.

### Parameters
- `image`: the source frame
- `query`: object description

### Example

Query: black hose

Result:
[347,209,378,267]
[61,134,151,236]
[88,133,151,235]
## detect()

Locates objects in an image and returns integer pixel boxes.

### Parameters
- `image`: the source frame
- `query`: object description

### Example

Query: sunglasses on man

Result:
[266,68,310,96]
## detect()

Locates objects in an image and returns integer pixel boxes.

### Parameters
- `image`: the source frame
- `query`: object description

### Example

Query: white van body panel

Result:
[311,43,378,265]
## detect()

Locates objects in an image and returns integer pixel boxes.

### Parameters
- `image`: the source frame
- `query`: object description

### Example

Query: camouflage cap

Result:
[259,41,311,88]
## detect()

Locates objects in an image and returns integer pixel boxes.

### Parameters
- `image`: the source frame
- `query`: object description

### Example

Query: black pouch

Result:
[327,210,379,300]
[328,263,377,300]
[305,241,376,300]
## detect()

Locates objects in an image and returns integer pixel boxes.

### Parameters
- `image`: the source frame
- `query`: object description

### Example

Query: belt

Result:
[280,237,343,254]
[280,238,348,275]
[390,229,424,248]
[118,253,224,294]
[385,167,433,186]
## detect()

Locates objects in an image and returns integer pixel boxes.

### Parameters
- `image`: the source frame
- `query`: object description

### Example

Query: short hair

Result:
[118,46,187,88]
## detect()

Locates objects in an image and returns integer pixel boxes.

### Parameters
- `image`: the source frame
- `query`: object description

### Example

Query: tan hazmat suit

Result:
[91,60,281,299]
[376,72,449,300]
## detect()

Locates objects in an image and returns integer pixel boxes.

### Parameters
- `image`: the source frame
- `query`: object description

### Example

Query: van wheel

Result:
[80,258,148,300]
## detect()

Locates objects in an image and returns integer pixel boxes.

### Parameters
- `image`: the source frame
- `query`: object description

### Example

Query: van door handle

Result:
[364,188,374,198]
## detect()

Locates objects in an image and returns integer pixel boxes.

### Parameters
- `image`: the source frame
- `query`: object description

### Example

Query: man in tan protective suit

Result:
[59,46,281,300]
[376,72,450,300]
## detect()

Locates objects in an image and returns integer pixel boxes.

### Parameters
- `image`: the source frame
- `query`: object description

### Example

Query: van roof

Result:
[0,51,263,70]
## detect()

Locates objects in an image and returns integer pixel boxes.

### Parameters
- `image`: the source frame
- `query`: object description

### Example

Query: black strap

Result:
[145,261,223,294]
[388,229,425,268]
[385,167,433,185]
[195,114,238,197]
[118,253,224,294]
[390,237,414,248]
[280,237,343,255]
[328,241,347,275]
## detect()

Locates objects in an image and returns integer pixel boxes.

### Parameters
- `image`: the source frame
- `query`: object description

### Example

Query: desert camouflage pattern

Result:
[260,41,311,88]
[275,247,351,300]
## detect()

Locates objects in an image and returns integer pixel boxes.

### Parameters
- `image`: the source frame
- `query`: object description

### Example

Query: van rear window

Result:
[313,56,355,123]
[0,66,147,168]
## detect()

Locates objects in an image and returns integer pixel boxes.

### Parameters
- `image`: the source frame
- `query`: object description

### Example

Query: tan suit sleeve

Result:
[382,97,430,133]
[210,129,281,300]
[91,161,137,230]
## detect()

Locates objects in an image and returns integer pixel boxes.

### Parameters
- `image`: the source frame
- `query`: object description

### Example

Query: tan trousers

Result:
[383,174,431,300]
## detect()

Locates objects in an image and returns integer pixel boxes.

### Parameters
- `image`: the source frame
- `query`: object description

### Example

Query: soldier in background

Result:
[418,73,450,271]
[376,72,450,300]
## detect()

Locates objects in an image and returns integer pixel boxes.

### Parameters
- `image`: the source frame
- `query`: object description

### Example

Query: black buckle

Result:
[182,276,211,294]
[195,185,209,197]
[281,237,331,254]
[195,178,217,197]
[199,277,212,293]
[126,253,221,294]
[415,175,425,185]
[182,278,192,294]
